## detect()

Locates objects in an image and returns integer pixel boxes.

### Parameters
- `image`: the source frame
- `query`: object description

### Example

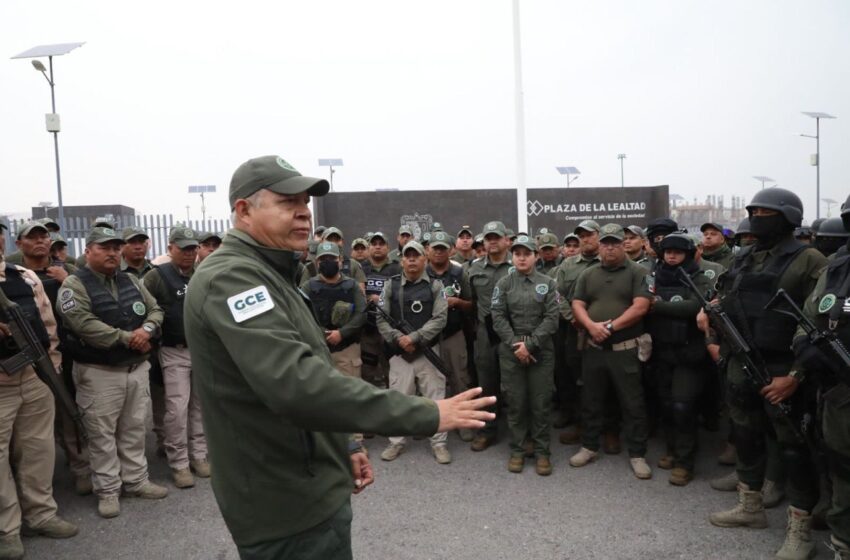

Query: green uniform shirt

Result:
[468,255,512,322]
[121,258,154,278]
[490,269,559,353]
[573,258,652,343]
[184,228,439,546]
[376,272,448,345]
[703,243,735,270]
[552,253,600,321]
[56,269,163,362]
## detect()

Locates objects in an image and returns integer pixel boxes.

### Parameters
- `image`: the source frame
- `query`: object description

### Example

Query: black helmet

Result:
[735,217,751,236]
[659,232,695,253]
[815,217,850,238]
[810,218,826,233]
[842,194,850,232]
[646,218,678,239]
[794,226,813,239]
[746,187,804,227]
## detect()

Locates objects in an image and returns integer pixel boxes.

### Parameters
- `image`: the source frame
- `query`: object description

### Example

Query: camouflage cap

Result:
[482,221,507,237]
[308,239,319,256]
[401,240,426,256]
[86,227,125,246]
[49,232,67,247]
[599,223,625,242]
[314,225,327,236]
[316,241,341,258]
[169,226,199,249]
[322,226,344,240]
[351,237,368,249]
[229,155,329,209]
[574,220,601,234]
[537,232,560,249]
[511,235,537,252]
[122,226,149,242]
[16,221,49,239]
[430,231,453,249]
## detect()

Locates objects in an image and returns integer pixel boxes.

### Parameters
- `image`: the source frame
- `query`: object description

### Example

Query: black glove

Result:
[792,336,835,374]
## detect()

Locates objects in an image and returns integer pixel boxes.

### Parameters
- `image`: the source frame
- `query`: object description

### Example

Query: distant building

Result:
[30,204,136,226]
[670,195,747,233]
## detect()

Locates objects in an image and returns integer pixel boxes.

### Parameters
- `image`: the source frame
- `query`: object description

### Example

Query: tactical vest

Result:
[362,260,401,327]
[34,269,62,308]
[815,254,850,344]
[723,242,808,358]
[427,263,464,337]
[63,267,147,365]
[648,277,692,346]
[0,265,50,361]
[389,276,435,334]
[157,263,190,347]
[308,277,359,348]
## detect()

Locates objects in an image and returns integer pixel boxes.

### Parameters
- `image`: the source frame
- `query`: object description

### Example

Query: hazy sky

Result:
[2,1,848,223]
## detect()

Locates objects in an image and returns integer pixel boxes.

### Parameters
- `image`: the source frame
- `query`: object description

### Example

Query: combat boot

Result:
[470,435,495,452]
[190,459,212,478]
[709,483,768,528]
[669,467,693,487]
[775,506,815,560]
[762,479,786,509]
[710,470,739,492]
[97,495,121,519]
[0,534,23,560]
[380,443,405,461]
[433,445,451,465]
[827,535,850,559]
[569,447,598,467]
[508,456,524,473]
[657,455,674,470]
[172,468,195,489]
[125,481,168,499]
[74,474,93,496]
[22,516,78,538]
[535,456,552,476]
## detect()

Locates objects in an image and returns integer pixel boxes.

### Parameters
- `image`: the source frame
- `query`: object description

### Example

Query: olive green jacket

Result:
[184,229,439,546]
[552,252,600,321]
[491,269,559,354]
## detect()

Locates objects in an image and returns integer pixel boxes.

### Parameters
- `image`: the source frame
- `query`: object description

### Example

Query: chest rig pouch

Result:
[0,265,51,361]
[428,264,464,337]
[389,276,436,361]
[362,261,400,328]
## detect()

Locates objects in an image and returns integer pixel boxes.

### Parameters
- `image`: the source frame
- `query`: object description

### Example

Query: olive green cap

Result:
[92,217,115,228]
[421,232,432,244]
[625,225,646,238]
[86,227,125,246]
[316,241,341,258]
[563,233,579,243]
[599,223,625,242]
[431,222,444,232]
[430,231,453,249]
[482,221,507,237]
[49,232,67,247]
[122,226,149,242]
[473,233,484,245]
[574,220,601,234]
[457,225,473,236]
[198,231,222,243]
[537,232,560,249]
[368,231,387,243]
[229,155,329,209]
[169,226,200,249]
[398,225,413,235]
[401,240,426,256]
[17,221,49,239]
[322,226,344,241]
[38,217,61,231]
[511,235,537,252]
[505,228,516,239]
[351,237,367,249]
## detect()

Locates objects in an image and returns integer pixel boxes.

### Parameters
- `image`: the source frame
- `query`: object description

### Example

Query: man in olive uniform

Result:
[644,218,679,266]
[569,223,653,480]
[467,221,514,450]
[184,156,494,557]
[360,232,402,390]
[57,227,169,519]
[491,235,559,475]
[350,238,368,264]
[74,218,115,268]
[535,233,562,273]
[319,227,367,289]
[562,233,580,259]
[452,226,475,264]
[708,188,827,560]
[645,233,713,486]
[197,231,223,264]
[624,225,649,266]
[701,222,735,270]
[388,225,413,263]
[792,192,850,558]
[143,226,209,489]
[49,233,69,264]
[377,241,450,464]
[736,217,757,248]
[120,227,154,278]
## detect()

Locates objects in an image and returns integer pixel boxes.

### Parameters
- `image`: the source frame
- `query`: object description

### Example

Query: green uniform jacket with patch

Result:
[702,243,735,270]
[467,255,513,322]
[552,253,600,321]
[490,269,559,354]
[183,229,439,547]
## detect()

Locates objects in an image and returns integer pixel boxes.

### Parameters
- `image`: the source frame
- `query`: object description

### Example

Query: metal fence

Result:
[4,214,230,258]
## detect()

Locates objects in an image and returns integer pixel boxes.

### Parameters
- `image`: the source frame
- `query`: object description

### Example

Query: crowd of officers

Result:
[2,185,850,559]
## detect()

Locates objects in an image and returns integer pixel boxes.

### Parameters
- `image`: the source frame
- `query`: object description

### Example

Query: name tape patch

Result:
[227,285,274,323]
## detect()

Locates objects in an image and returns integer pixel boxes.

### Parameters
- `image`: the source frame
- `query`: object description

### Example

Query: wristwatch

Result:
[142,324,155,334]
[788,370,805,383]
[605,322,614,332]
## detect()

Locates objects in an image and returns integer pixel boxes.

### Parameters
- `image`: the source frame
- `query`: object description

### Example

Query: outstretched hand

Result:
[350,452,374,494]
[436,388,496,433]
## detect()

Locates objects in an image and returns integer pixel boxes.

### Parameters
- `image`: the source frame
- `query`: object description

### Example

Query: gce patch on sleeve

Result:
[227,285,274,323]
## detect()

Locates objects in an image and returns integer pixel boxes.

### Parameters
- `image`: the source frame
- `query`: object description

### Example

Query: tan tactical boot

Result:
[380,443,405,461]
[709,483,768,528]
[508,456,524,473]
[172,468,195,489]
[126,481,169,499]
[710,470,739,492]
[190,459,212,478]
[828,535,850,559]
[97,495,121,519]
[630,457,652,480]
[535,456,552,476]
[669,467,693,487]
[470,435,495,452]
[22,516,78,539]
[569,447,598,467]
[433,445,451,465]
[762,479,786,509]
[0,534,24,560]
[657,455,674,470]
[775,506,815,560]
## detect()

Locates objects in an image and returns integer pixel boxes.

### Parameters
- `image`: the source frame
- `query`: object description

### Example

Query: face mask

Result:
[750,214,792,249]
[319,259,340,277]
[814,237,847,258]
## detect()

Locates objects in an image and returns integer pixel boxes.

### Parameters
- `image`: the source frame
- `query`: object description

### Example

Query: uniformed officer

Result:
[736,217,756,248]
[472,234,486,261]
[452,226,475,264]
[814,217,849,259]
[197,231,223,264]
[143,226,209,489]
[535,232,562,273]
[569,223,653,480]
[350,238,369,264]
[377,240,451,464]
[491,235,559,475]
[708,188,827,560]
[792,192,850,558]
[701,222,735,269]
[426,231,473,404]
[360,232,402,391]
[624,225,649,265]
[183,156,494,558]
[794,226,814,246]
[388,225,413,263]
[0,253,78,558]
[319,227,367,289]
[120,227,154,277]
[467,221,514,451]
[49,233,69,264]
[562,233,580,259]
[73,217,115,268]
[57,227,169,518]
[302,241,367,381]
[644,218,679,264]
[645,233,712,486]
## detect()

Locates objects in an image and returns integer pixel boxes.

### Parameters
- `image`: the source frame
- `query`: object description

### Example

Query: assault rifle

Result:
[676,268,808,441]
[369,302,453,379]
[0,288,87,449]
[766,288,850,386]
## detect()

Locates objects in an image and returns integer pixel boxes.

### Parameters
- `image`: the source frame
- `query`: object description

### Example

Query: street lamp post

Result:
[801,111,837,219]
[753,175,775,190]
[188,185,216,225]
[318,159,343,192]
[12,43,85,233]
[555,166,580,188]
[822,198,838,218]
[618,154,627,188]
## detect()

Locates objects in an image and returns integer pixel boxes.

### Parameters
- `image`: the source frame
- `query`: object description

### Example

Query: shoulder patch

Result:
[59,288,74,302]
[670,295,684,303]
[508,266,516,274]
[819,294,836,314]
[132,301,146,316]
[60,299,77,313]
[535,283,549,295]
[704,269,716,280]
[227,285,275,323]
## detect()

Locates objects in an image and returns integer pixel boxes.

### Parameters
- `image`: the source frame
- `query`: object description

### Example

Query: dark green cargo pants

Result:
[647,354,704,470]
[823,386,850,544]
[500,344,554,457]
[474,323,501,437]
